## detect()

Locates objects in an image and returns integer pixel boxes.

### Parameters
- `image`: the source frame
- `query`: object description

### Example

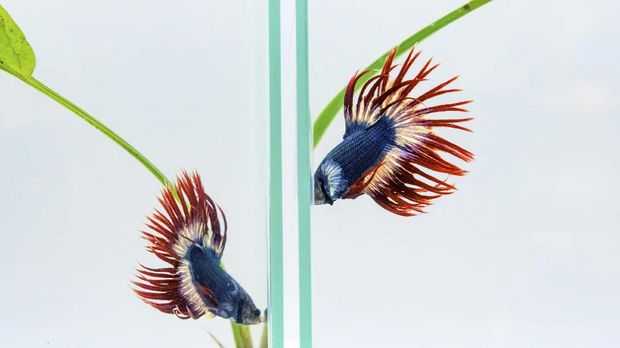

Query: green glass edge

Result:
[296,0,312,347]
[268,0,284,346]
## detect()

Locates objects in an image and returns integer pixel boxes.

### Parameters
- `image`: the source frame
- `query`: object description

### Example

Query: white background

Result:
[310,0,620,347]
[2,1,620,347]
[0,1,268,347]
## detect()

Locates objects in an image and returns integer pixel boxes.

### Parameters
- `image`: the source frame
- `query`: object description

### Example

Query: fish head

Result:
[314,174,334,205]
[232,286,263,325]
[314,159,347,205]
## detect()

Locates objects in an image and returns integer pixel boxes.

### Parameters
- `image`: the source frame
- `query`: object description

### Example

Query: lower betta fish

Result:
[314,47,474,216]
[133,172,262,324]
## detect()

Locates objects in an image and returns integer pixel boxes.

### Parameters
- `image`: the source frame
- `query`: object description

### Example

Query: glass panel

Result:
[307,0,619,347]
[295,1,313,348]
[0,1,273,346]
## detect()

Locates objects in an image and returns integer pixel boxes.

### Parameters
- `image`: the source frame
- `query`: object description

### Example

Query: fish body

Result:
[314,47,474,216]
[133,172,262,324]
[315,117,395,204]
[186,243,260,323]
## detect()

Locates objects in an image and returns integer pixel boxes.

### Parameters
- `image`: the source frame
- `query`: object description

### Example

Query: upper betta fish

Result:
[133,172,262,324]
[314,47,474,216]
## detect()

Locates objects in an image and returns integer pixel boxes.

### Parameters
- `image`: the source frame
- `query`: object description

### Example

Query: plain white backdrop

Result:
[0,1,269,347]
[310,0,620,347]
[1,0,620,347]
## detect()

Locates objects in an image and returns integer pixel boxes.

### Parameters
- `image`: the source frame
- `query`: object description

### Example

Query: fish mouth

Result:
[232,314,262,325]
[239,317,262,325]
[313,180,333,205]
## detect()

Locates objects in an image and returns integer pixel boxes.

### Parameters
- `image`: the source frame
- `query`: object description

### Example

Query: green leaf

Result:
[0,4,35,78]
[312,0,493,148]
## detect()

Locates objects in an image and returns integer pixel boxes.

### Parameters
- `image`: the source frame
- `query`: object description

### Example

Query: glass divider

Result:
[296,0,312,346]
[268,0,284,346]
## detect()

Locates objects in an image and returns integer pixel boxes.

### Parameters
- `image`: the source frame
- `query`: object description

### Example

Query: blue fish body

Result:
[187,243,260,323]
[315,117,396,204]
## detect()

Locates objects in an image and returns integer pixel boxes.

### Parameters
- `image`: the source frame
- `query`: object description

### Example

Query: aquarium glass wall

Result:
[0,1,275,347]
[307,0,620,347]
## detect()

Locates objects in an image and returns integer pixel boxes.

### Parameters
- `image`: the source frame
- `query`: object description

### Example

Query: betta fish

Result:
[132,172,262,324]
[314,47,474,216]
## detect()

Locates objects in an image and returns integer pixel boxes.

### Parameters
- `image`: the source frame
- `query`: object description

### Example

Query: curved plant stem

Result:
[312,0,493,148]
[18,74,252,348]
[18,75,173,189]
[207,330,226,348]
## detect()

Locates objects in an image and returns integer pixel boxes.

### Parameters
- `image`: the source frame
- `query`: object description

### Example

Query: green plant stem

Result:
[207,330,226,348]
[19,74,252,348]
[312,0,492,148]
[260,321,269,348]
[18,75,173,188]
[232,323,254,348]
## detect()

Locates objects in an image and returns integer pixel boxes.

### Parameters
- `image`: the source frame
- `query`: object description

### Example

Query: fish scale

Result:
[324,117,396,186]
[187,244,232,303]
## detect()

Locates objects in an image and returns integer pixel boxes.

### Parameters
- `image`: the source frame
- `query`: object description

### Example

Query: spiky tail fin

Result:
[344,47,474,216]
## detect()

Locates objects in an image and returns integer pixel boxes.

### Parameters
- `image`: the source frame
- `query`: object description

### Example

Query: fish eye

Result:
[253,309,261,317]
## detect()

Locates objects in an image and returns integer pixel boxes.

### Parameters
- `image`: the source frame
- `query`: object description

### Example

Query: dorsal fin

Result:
[342,48,400,138]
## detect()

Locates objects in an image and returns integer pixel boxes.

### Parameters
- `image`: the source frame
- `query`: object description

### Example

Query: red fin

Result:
[133,265,206,319]
[196,284,220,309]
